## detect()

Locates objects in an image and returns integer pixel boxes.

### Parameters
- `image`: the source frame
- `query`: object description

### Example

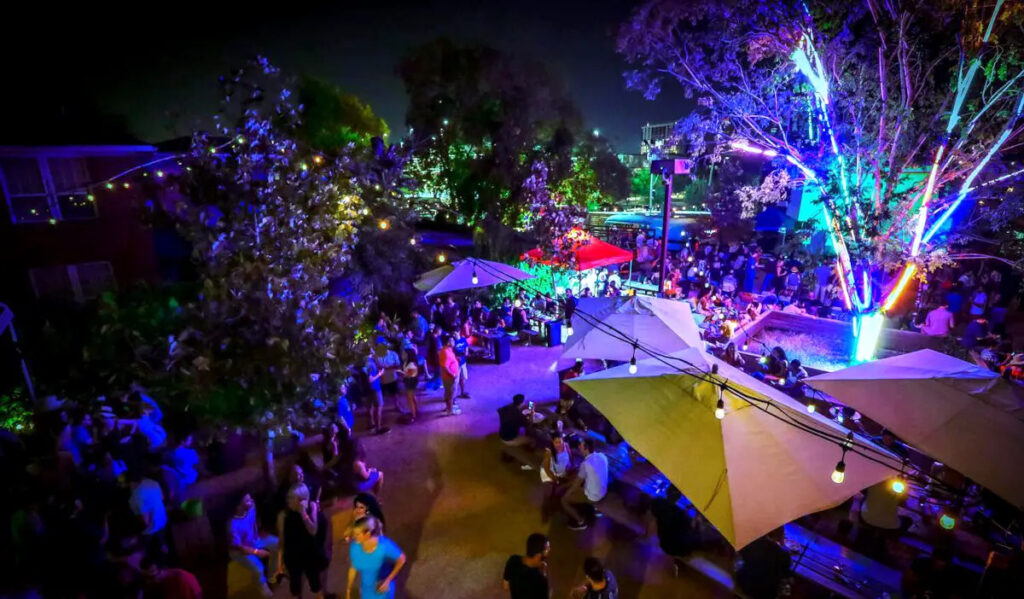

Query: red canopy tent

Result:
[525,230,634,271]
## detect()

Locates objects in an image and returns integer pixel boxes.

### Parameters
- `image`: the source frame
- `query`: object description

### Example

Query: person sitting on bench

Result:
[561,437,608,531]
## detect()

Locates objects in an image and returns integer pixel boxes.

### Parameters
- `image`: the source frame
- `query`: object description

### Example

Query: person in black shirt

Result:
[503,533,550,599]
[651,485,698,571]
[498,394,534,469]
[736,527,792,599]
[571,556,618,599]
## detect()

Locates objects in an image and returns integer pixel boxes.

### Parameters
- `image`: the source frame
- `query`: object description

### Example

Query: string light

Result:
[122,182,130,189]
[715,398,726,420]
[807,402,816,413]
[566,318,574,337]
[628,343,638,374]
[471,270,479,285]
[939,514,956,530]
[378,220,390,230]
[831,459,846,484]
[437,253,447,264]
[513,299,522,308]
[156,170,165,178]
[313,155,323,165]
[409,237,417,246]
[890,478,906,494]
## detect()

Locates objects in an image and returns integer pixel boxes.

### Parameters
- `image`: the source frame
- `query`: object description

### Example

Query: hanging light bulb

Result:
[714,398,725,420]
[628,344,638,375]
[806,402,816,414]
[566,318,574,337]
[514,299,522,308]
[830,460,846,484]
[471,270,478,285]
[438,253,447,263]
[939,514,956,530]
[742,341,749,351]
[378,219,389,230]
[890,478,906,495]
[409,237,417,245]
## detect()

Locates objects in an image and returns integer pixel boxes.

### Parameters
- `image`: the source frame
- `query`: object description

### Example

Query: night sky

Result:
[3,0,688,153]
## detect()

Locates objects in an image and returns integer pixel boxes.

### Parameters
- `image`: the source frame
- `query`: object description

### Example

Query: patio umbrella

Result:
[567,347,899,548]
[414,257,535,297]
[525,230,633,271]
[562,296,703,362]
[807,349,1024,508]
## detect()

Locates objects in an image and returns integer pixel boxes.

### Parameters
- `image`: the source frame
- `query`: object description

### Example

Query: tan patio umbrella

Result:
[568,347,899,548]
[414,257,535,296]
[562,296,704,362]
[807,349,1024,508]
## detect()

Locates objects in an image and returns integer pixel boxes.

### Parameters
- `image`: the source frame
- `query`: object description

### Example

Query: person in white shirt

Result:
[561,438,609,530]
[920,303,955,336]
[228,493,279,596]
[128,471,168,554]
[607,269,622,289]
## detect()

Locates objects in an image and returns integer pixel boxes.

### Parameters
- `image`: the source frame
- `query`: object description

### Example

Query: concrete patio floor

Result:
[285,344,731,598]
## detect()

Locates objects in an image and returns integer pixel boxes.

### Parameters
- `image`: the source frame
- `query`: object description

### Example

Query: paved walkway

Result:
[276,345,731,598]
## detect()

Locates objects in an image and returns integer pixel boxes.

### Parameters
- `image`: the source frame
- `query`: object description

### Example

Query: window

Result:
[29,261,116,302]
[0,156,97,223]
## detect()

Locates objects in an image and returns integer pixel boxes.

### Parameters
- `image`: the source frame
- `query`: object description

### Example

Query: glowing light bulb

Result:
[471,271,479,284]
[209,146,217,154]
[156,170,164,178]
[122,182,130,189]
[86,194,95,202]
[514,299,522,308]
[106,182,114,190]
[742,343,749,351]
[890,479,906,494]
[566,325,574,336]
[939,514,955,530]
[409,237,417,245]
[831,460,846,484]
[48,218,57,225]
[378,220,389,230]
[313,155,323,164]
[629,357,638,374]
[300,163,308,171]
[688,255,694,263]
[714,399,725,420]
[807,402,816,413]
[236,136,246,144]
[437,253,447,264]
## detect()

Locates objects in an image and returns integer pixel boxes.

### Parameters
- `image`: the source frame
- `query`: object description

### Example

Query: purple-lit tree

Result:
[620,0,1024,359]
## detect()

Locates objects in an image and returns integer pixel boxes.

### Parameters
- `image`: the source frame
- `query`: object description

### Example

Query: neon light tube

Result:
[836,261,853,310]
[854,312,885,363]
[881,264,917,313]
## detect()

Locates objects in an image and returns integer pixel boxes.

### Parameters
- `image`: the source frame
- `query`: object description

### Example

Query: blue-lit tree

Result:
[620,0,1024,359]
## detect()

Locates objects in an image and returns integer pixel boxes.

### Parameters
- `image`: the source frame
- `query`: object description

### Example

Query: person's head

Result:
[725,342,737,355]
[512,394,525,408]
[286,483,310,512]
[446,296,455,305]
[789,359,802,371]
[352,515,383,543]
[583,557,607,584]
[235,492,255,516]
[444,335,454,347]
[576,437,595,456]
[880,429,896,445]
[525,533,550,559]
[504,297,512,306]
[474,300,482,308]
[289,464,305,485]
[353,493,386,524]
[72,410,92,427]
[552,433,565,453]
[326,421,340,439]
[566,288,574,297]
[126,469,145,489]
[453,329,462,339]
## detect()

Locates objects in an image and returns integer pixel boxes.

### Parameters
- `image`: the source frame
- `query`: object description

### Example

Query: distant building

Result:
[641,121,679,156]
[0,144,184,316]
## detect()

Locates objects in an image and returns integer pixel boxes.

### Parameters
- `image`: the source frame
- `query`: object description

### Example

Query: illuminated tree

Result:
[620,0,1024,358]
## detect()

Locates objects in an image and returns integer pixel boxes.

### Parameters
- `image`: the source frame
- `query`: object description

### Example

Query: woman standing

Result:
[400,348,420,423]
[344,493,387,541]
[277,484,329,599]
[347,516,406,599]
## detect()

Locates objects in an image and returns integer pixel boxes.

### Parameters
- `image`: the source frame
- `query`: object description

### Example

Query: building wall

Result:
[0,148,166,316]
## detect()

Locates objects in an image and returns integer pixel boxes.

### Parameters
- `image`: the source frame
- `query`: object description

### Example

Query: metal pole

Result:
[659,173,673,297]
[0,304,36,400]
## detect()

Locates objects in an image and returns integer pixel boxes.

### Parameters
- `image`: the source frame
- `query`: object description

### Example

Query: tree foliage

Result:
[619,0,1024,274]
[399,38,628,258]
[298,77,389,151]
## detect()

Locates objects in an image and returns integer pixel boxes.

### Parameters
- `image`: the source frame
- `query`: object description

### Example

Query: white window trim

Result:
[0,156,98,224]
[29,261,117,303]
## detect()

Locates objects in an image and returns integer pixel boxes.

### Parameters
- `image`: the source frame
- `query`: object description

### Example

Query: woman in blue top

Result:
[347,516,406,599]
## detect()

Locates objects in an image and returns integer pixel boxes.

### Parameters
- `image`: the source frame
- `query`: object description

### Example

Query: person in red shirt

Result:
[438,336,462,416]
[141,555,202,599]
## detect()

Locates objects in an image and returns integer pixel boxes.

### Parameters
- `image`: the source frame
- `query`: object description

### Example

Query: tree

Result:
[620,0,1024,356]
[399,39,627,258]
[298,77,389,151]
[150,58,399,420]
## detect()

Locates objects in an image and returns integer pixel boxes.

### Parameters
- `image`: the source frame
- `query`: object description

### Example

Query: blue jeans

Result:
[230,535,279,587]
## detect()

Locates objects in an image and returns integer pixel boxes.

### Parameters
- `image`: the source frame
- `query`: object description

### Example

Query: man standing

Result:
[453,329,471,399]
[439,336,462,416]
[561,438,609,530]
[571,557,619,599]
[443,296,462,331]
[503,533,550,599]
[409,309,428,343]
[920,303,955,337]
[362,355,389,435]
[375,342,403,415]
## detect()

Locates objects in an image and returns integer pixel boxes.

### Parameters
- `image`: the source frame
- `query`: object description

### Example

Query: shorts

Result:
[366,389,384,407]
[404,376,418,391]
[382,381,399,396]
[356,469,381,493]
[459,363,469,380]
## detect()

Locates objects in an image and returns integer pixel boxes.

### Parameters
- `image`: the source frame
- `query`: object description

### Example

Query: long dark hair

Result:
[353,492,386,528]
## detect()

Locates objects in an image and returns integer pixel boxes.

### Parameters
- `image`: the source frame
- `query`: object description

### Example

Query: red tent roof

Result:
[525,230,634,271]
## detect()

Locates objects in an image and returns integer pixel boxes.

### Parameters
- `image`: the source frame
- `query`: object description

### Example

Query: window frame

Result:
[0,156,98,224]
[28,261,116,302]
